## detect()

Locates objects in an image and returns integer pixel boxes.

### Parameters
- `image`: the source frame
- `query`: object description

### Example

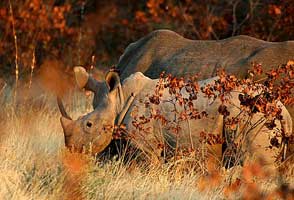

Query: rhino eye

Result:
[86,121,93,128]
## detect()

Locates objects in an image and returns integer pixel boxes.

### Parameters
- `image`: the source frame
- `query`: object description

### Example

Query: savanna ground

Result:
[0,75,294,200]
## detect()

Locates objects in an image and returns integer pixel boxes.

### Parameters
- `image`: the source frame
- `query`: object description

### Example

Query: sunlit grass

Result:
[0,86,293,200]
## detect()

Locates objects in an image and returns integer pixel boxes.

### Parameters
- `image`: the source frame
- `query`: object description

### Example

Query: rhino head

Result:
[58,67,125,154]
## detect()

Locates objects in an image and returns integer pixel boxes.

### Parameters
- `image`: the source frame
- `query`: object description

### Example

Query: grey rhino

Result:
[58,67,292,168]
[79,30,294,108]
[117,29,294,80]
[78,30,294,156]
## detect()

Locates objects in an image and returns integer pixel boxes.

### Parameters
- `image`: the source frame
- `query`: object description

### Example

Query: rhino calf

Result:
[58,67,292,169]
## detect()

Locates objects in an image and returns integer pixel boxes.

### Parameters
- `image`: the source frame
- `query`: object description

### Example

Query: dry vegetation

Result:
[1,1,294,199]
[1,0,294,81]
[0,88,209,200]
[1,71,294,200]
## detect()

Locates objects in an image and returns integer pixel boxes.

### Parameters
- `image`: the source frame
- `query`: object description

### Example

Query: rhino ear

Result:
[105,71,121,92]
[105,70,125,110]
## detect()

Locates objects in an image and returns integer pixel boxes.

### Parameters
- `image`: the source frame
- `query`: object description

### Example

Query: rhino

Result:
[58,67,292,168]
[79,30,294,106]
[117,29,294,80]
[81,30,294,134]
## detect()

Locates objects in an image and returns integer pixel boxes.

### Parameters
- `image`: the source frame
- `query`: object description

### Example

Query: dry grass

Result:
[0,86,293,200]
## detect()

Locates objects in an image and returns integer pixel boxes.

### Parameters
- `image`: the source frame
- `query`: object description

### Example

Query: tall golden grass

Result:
[0,85,293,200]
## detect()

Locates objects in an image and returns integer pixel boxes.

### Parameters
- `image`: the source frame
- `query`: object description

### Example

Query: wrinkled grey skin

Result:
[79,30,294,108]
[59,68,292,168]
[117,29,294,80]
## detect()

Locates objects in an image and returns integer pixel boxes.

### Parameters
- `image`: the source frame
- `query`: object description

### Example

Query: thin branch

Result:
[232,0,240,36]
[207,5,219,40]
[232,0,251,36]
[0,81,7,96]
[29,48,36,89]
[178,1,202,39]
[9,0,19,103]
[267,15,282,41]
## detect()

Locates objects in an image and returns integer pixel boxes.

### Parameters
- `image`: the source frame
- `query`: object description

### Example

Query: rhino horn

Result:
[60,117,73,141]
[57,96,72,120]
[60,116,72,128]
[57,97,73,138]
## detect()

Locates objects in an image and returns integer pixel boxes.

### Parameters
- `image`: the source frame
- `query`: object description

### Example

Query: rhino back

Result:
[117,30,294,79]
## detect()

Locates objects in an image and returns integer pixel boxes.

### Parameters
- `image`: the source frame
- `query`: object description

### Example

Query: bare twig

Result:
[267,15,282,41]
[77,1,86,65]
[178,1,202,39]
[9,0,19,103]
[232,0,240,36]
[206,5,219,40]
[0,81,7,96]
[29,48,36,89]
[232,0,251,36]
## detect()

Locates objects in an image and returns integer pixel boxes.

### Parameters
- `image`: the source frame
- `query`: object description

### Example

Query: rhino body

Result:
[59,69,292,168]
[74,30,294,156]
[78,30,294,117]
[117,30,294,80]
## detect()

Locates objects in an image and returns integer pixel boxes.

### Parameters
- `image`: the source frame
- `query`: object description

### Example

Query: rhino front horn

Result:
[60,116,72,129]
[60,116,72,137]
[57,97,72,120]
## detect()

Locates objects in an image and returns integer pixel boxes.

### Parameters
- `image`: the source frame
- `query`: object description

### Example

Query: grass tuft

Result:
[0,87,293,199]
